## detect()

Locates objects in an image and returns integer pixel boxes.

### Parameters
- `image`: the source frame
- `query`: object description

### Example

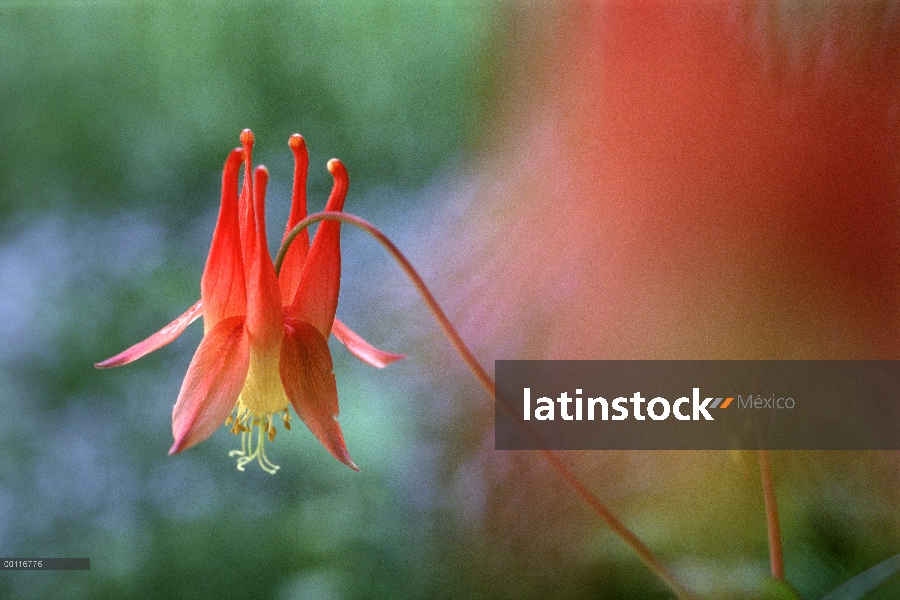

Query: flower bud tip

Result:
[288,134,305,151]
[240,129,254,149]
[327,159,344,174]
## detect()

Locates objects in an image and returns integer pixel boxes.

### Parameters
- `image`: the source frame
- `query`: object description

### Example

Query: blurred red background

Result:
[432,4,900,596]
[454,2,900,362]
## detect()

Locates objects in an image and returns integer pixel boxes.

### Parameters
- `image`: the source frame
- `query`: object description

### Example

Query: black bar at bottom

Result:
[1,559,89,570]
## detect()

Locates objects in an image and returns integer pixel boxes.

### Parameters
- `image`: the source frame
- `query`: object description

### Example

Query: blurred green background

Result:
[0,2,501,599]
[2,2,900,599]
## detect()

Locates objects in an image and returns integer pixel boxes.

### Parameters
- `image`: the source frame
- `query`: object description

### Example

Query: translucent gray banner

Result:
[495,361,900,450]
[0,558,90,570]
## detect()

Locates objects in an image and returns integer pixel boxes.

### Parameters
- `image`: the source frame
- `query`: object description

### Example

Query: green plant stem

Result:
[277,211,697,600]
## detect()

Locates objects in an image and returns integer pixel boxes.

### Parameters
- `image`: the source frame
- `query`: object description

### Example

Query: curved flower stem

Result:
[277,212,696,600]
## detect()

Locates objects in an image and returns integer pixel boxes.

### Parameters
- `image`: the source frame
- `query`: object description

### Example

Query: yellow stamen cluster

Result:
[226,406,292,474]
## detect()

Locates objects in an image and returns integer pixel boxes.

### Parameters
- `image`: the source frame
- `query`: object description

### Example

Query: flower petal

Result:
[279,134,311,307]
[281,318,358,470]
[170,315,249,455]
[240,132,283,349]
[201,147,247,331]
[289,159,348,337]
[95,300,203,368]
[332,318,405,368]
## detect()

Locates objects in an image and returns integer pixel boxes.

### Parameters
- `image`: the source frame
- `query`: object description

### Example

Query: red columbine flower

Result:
[97,130,403,473]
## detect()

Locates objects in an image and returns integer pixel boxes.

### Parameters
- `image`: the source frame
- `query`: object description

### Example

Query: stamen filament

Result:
[227,406,280,474]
